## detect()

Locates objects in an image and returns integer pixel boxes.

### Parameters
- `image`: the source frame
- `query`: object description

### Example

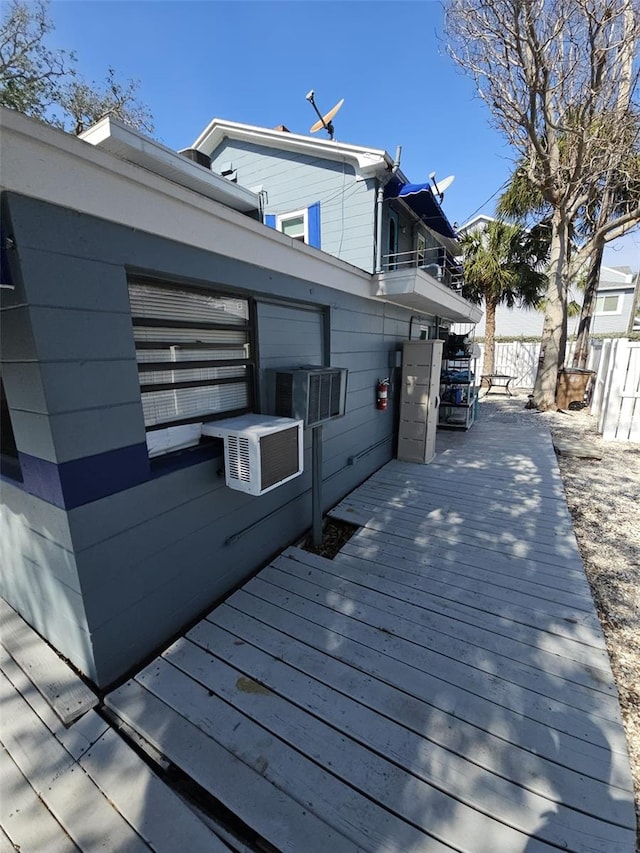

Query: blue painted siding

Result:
[1,192,414,687]
[209,140,376,272]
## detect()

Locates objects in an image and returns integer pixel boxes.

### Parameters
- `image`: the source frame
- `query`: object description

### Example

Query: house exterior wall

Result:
[1,190,410,687]
[209,139,377,272]
[465,287,635,340]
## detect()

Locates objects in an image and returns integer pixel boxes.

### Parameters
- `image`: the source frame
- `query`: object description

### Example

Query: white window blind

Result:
[128,279,254,454]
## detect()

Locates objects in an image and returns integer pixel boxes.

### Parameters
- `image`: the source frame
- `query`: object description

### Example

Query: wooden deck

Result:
[105,420,636,852]
[0,601,230,852]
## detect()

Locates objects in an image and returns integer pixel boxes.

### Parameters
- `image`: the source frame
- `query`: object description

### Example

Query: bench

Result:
[480,374,516,397]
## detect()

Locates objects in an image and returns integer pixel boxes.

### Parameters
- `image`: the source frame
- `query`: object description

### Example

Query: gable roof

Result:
[192,118,394,181]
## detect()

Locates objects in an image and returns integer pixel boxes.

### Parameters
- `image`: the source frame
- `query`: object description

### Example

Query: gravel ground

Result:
[478,393,640,845]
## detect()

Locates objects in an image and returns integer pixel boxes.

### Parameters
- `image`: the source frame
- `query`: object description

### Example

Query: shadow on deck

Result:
[101,419,636,852]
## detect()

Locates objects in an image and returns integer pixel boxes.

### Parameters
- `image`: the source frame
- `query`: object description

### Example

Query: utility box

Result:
[556,368,596,410]
[398,339,444,464]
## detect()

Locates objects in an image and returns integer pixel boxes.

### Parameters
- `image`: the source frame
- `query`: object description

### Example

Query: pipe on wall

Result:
[374,145,402,274]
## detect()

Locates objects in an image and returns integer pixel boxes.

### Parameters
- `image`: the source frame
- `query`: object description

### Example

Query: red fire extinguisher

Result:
[376,378,390,410]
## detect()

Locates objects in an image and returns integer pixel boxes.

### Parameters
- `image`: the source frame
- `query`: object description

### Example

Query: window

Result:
[265,202,321,248]
[595,294,621,314]
[128,278,255,457]
[277,209,308,243]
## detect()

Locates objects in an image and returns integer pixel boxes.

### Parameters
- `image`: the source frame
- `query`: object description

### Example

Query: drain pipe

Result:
[375,145,402,274]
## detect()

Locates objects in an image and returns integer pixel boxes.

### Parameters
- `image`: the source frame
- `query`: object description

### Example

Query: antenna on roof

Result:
[429,172,455,202]
[306,90,344,140]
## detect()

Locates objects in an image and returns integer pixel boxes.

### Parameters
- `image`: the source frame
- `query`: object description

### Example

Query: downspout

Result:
[375,145,402,274]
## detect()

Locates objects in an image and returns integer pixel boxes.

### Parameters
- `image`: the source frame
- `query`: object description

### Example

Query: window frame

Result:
[594,293,622,315]
[128,276,257,456]
[276,208,309,243]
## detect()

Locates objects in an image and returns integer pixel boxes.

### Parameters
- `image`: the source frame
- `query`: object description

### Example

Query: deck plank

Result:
[339,519,592,596]
[264,557,616,718]
[161,632,621,853]
[186,615,631,831]
[0,650,109,761]
[79,729,231,851]
[276,549,617,701]
[0,747,80,853]
[342,478,576,535]
[336,532,605,649]
[101,423,636,852]
[333,490,582,562]
[0,670,148,853]
[226,587,634,792]
[111,669,443,853]
[0,598,97,725]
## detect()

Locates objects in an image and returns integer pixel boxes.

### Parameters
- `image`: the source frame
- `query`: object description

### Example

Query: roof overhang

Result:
[80,116,260,213]
[373,269,483,324]
[385,177,458,240]
[192,118,392,180]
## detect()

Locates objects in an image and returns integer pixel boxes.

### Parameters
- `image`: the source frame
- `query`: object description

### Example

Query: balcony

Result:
[382,247,464,290]
[373,247,482,324]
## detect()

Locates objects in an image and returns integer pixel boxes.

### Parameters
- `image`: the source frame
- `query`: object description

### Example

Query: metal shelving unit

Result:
[438,355,478,430]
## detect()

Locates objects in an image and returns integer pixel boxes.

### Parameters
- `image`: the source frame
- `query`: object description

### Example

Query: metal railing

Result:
[381,247,464,291]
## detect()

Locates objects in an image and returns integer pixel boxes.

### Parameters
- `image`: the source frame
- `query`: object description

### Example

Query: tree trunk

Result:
[484,294,498,375]
[533,212,570,410]
[572,241,604,369]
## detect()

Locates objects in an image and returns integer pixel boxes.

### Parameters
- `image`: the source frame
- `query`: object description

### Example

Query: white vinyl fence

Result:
[590,339,640,441]
[476,338,639,441]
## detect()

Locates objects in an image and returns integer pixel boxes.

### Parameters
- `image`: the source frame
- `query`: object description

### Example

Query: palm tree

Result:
[461,220,548,376]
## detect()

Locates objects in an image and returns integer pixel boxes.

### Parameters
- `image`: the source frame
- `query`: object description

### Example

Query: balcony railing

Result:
[382,247,464,291]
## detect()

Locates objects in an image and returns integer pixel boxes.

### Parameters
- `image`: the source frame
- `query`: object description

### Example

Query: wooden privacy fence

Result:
[475,338,639,442]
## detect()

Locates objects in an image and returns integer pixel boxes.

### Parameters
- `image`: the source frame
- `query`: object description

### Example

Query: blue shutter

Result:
[308,202,321,248]
[264,214,276,229]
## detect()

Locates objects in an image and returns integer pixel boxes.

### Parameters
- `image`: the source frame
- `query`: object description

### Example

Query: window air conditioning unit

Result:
[202,414,303,496]
[272,366,348,428]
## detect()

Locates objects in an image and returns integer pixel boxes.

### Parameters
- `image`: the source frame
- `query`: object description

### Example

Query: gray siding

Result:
[0,481,94,676]
[467,288,634,339]
[209,141,376,272]
[2,192,411,686]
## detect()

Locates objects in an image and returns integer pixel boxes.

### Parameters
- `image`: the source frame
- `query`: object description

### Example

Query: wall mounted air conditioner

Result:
[272,366,348,428]
[202,414,303,496]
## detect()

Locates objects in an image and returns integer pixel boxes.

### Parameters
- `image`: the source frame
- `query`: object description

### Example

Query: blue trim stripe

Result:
[308,202,321,248]
[17,444,150,510]
[264,214,276,229]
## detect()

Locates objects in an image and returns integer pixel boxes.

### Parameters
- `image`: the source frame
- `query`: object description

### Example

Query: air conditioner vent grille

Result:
[227,435,252,483]
[274,366,347,428]
[260,426,300,490]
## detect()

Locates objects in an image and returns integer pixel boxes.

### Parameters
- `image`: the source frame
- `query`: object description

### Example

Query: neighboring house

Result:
[190,118,474,308]
[456,214,638,339]
[0,109,479,689]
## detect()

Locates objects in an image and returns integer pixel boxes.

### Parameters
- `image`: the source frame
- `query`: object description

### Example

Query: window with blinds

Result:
[128,278,254,456]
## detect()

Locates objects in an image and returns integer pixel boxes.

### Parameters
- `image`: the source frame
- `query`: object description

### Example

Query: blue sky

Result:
[48,0,638,269]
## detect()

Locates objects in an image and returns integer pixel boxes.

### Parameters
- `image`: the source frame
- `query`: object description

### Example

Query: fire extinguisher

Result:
[376,378,390,410]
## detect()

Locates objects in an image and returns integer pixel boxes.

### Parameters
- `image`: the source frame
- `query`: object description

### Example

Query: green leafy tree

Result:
[0,0,153,134]
[461,220,548,375]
